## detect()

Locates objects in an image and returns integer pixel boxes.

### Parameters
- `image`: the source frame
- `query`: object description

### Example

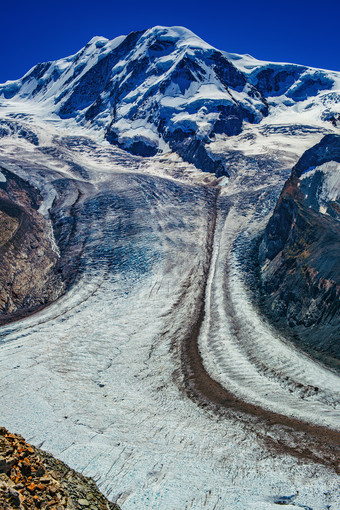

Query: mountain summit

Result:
[1,26,340,174]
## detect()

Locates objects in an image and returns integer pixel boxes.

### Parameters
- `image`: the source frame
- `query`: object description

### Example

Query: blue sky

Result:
[2,0,339,82]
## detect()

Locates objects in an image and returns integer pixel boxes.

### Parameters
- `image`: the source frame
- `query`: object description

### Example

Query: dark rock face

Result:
[212,106,243,136]
[258,135,340,365]
[58,31,145,118]
[250,65,307,97]
[293,134,340,176]
[105,128,158,157]
[322,110,340,128]
[167,135,226,175]
[210,50,247,91]
[250,65,333,102]
[287,72,334,102]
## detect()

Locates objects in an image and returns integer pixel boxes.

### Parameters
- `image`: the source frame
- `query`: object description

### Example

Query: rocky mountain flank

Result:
[0,427,120,510]
[259,134,340,366]
[0,152,96,325]
[0,167,64,325]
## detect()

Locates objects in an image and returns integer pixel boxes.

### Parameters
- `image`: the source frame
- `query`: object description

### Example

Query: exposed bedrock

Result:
[0,165,94,325]
[0,167,64,324]
[259,134,340,365]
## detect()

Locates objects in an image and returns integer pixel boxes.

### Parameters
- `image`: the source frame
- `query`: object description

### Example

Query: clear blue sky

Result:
[2,0,339,83]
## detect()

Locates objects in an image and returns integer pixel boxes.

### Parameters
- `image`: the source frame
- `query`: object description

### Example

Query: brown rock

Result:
[0,455,16,474]
[0,427,121,510]
[78,499,90,506]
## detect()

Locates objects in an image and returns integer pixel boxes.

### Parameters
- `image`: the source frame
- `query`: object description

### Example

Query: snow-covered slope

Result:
[295,134,340,219]
[300,160,340,217]
[1,26,339,174]
[226,51,340,126]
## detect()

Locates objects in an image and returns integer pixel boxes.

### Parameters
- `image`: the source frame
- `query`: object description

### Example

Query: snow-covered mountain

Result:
[1,26,339,174]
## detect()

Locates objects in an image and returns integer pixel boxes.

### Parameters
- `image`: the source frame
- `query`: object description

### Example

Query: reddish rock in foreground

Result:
[0,427,120,510]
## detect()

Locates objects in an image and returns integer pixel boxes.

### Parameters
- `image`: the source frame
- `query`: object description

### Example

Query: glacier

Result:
[0,26,339,510]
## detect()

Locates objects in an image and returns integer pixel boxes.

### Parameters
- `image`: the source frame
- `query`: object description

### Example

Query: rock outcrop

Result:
[0,167,64,325]
[258,134,340,366]
[0,427,120,509]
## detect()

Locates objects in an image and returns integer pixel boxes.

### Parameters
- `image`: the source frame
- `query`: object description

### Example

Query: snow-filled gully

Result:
[0,160,339,509]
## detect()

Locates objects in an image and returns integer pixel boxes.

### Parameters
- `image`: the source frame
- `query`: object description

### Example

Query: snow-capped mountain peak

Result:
[0,26,339,174]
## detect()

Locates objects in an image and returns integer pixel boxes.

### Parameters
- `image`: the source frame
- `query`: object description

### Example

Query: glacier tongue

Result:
[0,117,338,509]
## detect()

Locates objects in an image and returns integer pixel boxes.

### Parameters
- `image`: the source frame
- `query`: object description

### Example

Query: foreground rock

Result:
[0,428,120,510]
